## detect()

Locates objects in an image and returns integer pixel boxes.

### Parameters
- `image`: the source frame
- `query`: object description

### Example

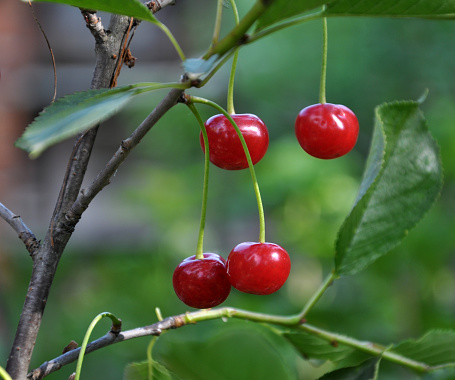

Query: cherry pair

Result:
[172,242,291,309]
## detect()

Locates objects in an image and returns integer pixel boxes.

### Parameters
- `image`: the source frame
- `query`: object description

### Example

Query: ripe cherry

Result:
[173,253,231,309]
[295,103,359,159]
[226,242,291,295]
[200,113,269,170]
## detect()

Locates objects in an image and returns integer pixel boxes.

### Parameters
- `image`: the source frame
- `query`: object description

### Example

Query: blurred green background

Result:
[0,1,454,379]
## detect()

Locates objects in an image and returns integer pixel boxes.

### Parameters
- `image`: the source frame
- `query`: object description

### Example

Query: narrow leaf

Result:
[335,100,443,276]
[324,0,455,19]
[15,82,183,158]
[255,0,328,31]
[318,357,381,380]
[392,330,455,367]
[28,0,158,23]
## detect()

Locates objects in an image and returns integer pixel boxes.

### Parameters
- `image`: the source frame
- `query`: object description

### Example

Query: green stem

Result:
[226,0,240,115]
[187,103,210,259]
[75,312,122,380]
[180,307,433,373]
[298,271,337,320]
[203,0,268,59]
[319,15,328,104]
[247,10,324,45]
[189,96,266,243]
[146,336,158,380]
[211,0,224,48]
[227,49,239,115]
[0,366,12,380]
[153,21,186,61]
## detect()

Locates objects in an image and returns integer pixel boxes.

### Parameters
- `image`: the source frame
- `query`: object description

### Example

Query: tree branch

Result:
[0,202,40,256]
[5,13,135,380]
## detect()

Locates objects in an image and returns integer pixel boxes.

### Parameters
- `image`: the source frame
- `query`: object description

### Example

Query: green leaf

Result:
[393,330,455,367]
[318,357,381,380]
[283,330,373,370]
[15,82,182,158]
[255,0,328,31]
[29,0,158,23]
[324,0,455,19]
[335,100,443,276]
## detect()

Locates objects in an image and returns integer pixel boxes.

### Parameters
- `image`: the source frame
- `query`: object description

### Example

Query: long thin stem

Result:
[319,15,328,104]
[211,0,224,48]
[187,103,211,260]
[189,96,266,243]
[153,20,185,61]
[74,313,121,380]
[227,49,239,115]
[298,271,337,320]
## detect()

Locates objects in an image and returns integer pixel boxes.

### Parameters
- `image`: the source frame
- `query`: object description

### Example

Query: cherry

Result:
[295,103,359,159]
[200,113,269,170]
[226,242,291,295]
[172,253,231,309]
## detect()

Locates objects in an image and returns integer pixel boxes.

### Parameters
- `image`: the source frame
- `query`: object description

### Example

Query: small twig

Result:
[28,1,57,103]
[0,202,40,257]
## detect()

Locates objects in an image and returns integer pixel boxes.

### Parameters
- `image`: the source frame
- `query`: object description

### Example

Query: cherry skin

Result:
[295,103,359,159]
[200,113,269,170]
[173,253,231,309]
[226,242,291,295]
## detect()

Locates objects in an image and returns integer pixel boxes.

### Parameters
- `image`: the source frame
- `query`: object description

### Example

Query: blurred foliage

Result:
[1,2,455,379]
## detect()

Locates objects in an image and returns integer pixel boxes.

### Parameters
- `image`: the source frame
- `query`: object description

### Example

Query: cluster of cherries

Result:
[173,103,359,309]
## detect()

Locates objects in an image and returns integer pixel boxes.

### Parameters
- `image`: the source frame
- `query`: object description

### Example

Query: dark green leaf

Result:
[335,100,443,276]
[15,82,181,158]
[15,86,141,158]
[393,330,455,367]
[318,357,381,380]
[283,330,373,370]
[254,0,327,31]
[30,0,157,22]
[324,0,455,19]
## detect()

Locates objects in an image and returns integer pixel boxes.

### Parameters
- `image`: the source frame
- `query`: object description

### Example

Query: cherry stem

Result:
[297,271,338,321]
[319,14,328,104]
[75,312,122,380]
[227,0,240,115]
[187,103,211,260]
[152,20,186,61]
[189,96,266,244]
[211,0,224,48]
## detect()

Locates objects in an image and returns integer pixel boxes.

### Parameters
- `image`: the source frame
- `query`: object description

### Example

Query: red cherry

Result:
[200,113,269,170]
[295,103,359,159]
[173,253,231,309]
[226,242,291,295]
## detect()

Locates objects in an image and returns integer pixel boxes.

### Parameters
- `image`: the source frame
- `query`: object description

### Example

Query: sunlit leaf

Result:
[324,0,455,19]
[318,357,381,380]
[28,0,157,22]
[335,100,443,276]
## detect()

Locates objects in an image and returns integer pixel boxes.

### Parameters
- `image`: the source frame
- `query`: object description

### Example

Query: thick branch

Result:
[0,202,40,256]
[5,13,134,380]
